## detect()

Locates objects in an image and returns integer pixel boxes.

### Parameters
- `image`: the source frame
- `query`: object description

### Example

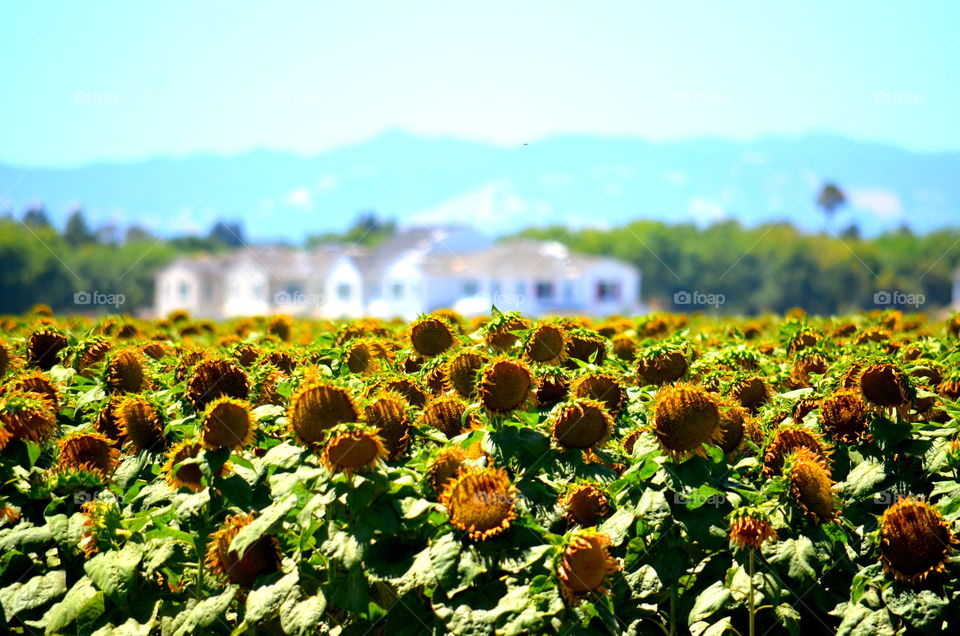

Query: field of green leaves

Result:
[1,306,959,635]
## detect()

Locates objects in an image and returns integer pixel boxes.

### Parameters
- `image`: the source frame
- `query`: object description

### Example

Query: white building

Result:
[153,227,641,319]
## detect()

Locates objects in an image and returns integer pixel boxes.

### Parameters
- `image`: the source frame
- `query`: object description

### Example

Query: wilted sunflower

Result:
[786,351,828,389]
[27,328,68,371]
[571,372,627,417]
[205,513,282,587]
[10,371,60,409]
[254,369,285,407]
[484,314,531,352]
[762,425,831,477]
[651,383,723,459]
[716,397,751,454]
[266,315,292,342]
[728,507,777,550]
[551,399,613,450]
[611,334,638,362]
[58,432,120,478]
[557,531,620,602]
[372,376,428,409]
[201,396,255,450]
[115,395,166,451]
[429,446,468,494]
[524,323,567,364]
[535,367,570,407]
[410,316,456,357]
[879,497,957,585]
[232,343,263,368]
[635,346,688,385]
[322,425,386,475]
[859,362,911,409]
[363,391,412,459]
[820,389,870,443]
[560,484,609,527]
[786,448,838,524]
[421,395,479,439]
[786,329,819,354]
[0,392,57,450]
[445,349,489,399]
[564,329,606,369]
[162,440,219,492]
[104,347,145,394]
[76,337,112,375]
[730,376,771,414]
[479,357,534,413]
[287,382,359,446]
[187,358,250,411]
[343,338,389,375]
[440,467,518,540]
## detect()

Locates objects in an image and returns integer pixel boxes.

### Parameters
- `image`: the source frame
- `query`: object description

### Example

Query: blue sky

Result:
[1,1,957,167]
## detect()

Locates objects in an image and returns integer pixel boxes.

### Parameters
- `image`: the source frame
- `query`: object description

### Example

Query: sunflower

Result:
[445,349,489,399]
[484,314,531,352]
[104,347,145,394]
[571,372,627,417]
[785,448,838,524]
[611,335,638,362]
[428,446,468,495]
[57,432,120,478]
[478,357,534,413]
[879,497,957,585]
[524,323,567,364]
[115,395,166,451]
[343,338,389,375]
[762,425,831,477]
[716,397,750,454]
[820,389,870,443]
[651,383,723,459]
[287,382,359,446]
[728,508,777,550]
[205,513,282,587]
[420,395,478,439]
[200,396,255,451]
[730,376,771,413]
[321,425,386,475]
[635,346,688,385]
[363,391,412,459]
[380,376,428,408]
[267,315,292,342]
[410,316,456,357]
[535,367,570,407]
[162,440,213,492]
[551,399,613,450]
[560,484,609,527]
[859,362,911,409]
[564,330,606,369]
[27,328,68,371]
[186,358,250,411]
[255,369,285,407]
[440,467,518,540]
[233,343,263,368]
[10,371,60,409]
[76,337,112,375]
[557,531,620,602]
[0,392,57,450]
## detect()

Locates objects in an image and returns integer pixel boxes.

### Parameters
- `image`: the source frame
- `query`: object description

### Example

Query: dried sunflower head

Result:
[785,447,839,524]
[560,484,609,527]
[201,396,255,451]
[483,313,531,352]
[478,357,534,413]
[287,381,359,446]
[564,329,607,369]
[445,349,489,399]
[820,388,870,443]
[57,432,120,479]
[410,316,456,357]
[27,328,68,371]
[115,395,166,451]
[535,366,570,407]
[162,439,225,492]
[205,513,282,587]
[551,399,613,450]
[104,347,145,394]
[420,395,479,439]
[728,507,776,550]
[321,425,386,475]
[0,391,58,450]
[652,383,723,459]
[440,467,518,540]
[571,372,627,417]
[635,344,688,385]
[859,362,911,408]
[524,323,568,364]
[428,445,469,495]
[879,497,957,585]
[557,531,620,602]
[762,425,831,477]
[187,357,250,411]
[363,391,412,459]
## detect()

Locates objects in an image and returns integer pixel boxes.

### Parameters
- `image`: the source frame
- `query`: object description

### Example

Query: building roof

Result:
[357,226,477,280]
[424,240,635,279]
[158,245,358,281]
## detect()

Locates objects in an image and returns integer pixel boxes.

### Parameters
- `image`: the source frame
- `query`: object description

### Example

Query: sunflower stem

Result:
[669,583,677,636]
[748,550,756,636]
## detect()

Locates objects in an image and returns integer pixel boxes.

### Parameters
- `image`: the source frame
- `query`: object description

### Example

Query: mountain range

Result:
[1,131,957,241]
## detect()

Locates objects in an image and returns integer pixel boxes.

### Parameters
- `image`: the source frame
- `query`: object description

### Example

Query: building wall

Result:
[155,264,223,318]
[223,262,270,317]
[369,256,427,320]
[322,257,365,318]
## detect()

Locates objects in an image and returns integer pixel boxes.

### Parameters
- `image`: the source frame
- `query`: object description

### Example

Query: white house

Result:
[153,227,641,319]
[953,267,960,309]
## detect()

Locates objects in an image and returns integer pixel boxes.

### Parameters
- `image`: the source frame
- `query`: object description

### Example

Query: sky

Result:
[1,1,958,167]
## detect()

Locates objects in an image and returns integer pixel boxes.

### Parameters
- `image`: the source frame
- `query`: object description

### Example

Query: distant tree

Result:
[208,221,245,248]
[64,208,96,246]
[125,225,154,243]
[816,182,847,221]
[839,223,861,241]
[306,211,396,248]
[23,205,51,228]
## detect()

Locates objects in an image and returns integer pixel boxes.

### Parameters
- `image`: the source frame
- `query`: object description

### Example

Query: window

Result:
[463,280,479,295]
[596,281,621,302]
[337,283,351,301]
[535,281,554,300]
[179,282,189,301]
[391,282,404,300]
[283,283,303,297]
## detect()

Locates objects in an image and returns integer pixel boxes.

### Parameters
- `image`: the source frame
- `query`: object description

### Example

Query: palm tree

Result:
[816,182,847,222]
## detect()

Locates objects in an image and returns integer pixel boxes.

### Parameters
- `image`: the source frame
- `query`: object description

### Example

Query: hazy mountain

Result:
[1,131,957,241]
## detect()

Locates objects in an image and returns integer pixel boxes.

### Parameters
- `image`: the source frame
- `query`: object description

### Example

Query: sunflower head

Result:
[635,345,688,385]
[787,329,820,355]
[201,396,255,451]
[26,328,68,371]
[557,531,620,602]
[551,399,614,450]
[716,397,751,454]
[762,423,831,477]
[115,395,166,451]
[58,433,119,478]
[880,497,957,585]
[410,316,457,357]
[421,395,479,439]
[79,498,127,557]
[483,314,531,352]
[564,329,607,369]
[162,439,226,492]
[440,467,518,540]
[478,357,535,413]
[205,513,282,587]
[571,372,627,417]
[445,349,489,399]
[10,371,60,409]
[187,358,250,411]
[535,367,570,407]
[820,389,870,443]
[728,507,777,550]
[321,425,386,475]
[786,351,828,389]
[343,338,391,376]
[560,484,609,527]
[785,448,839,524]
[287,381,359,446]
[611,335,638,362]
[859,362,911,408]
[0,392,58,450]
[524,323,568,364]
[104,347,145,394]
[363,391,412,459]
[428,445,469,495]
[730,376,771,413]
[266,315,293,342]
[75,337,112,375]
[652,383,723,459]
[374,376,428,409]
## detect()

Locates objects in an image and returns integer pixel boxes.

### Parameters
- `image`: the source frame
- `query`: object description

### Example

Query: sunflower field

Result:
[1,306,960,635]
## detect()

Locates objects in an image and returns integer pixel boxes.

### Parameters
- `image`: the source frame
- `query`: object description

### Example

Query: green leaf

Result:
[429,533,462,592]
[36,576,104,636]
[245,570,298,624]
[229,493,296,557]
[836,604,897,636]
[172,587,237,636]
[624,564,662,601]
[598,506,635,545]
[0,569,67,621]
[0,523,53,552]
[768,536,818,585]
[882,585,948,631]
[842,459,886,500]
[84,542,143,602]
[279,592,327,636]
[688,581,733,624]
